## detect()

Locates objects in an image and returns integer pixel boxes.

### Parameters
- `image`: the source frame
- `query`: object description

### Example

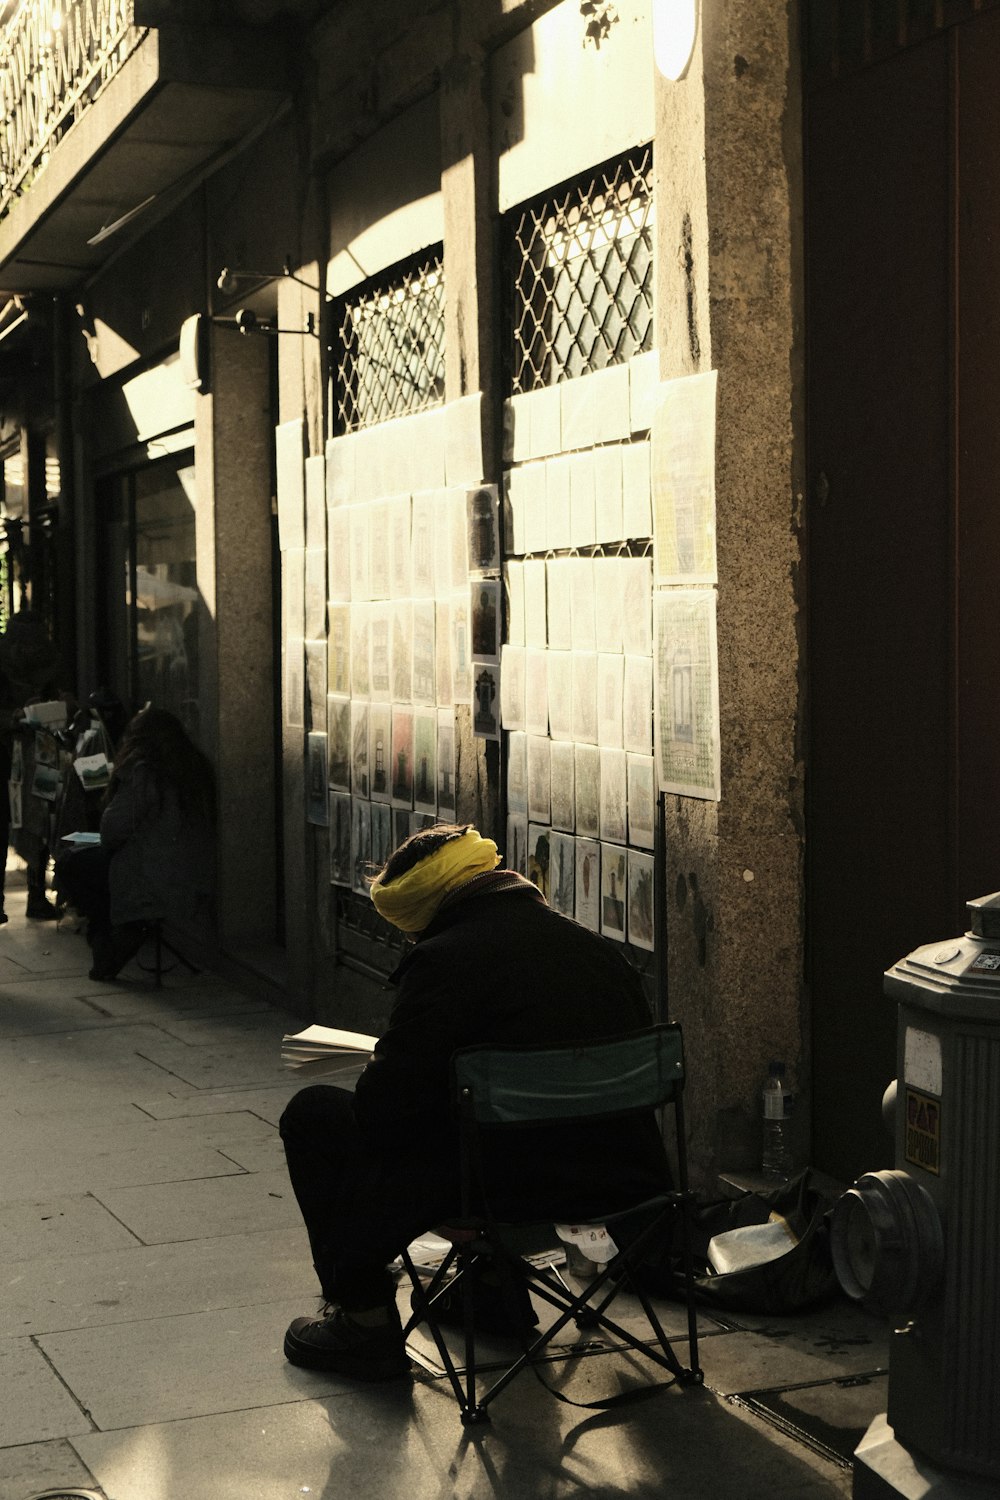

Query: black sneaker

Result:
[284,1303,411,1380]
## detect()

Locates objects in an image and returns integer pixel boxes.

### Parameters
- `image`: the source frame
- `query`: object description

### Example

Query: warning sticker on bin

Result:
[904,1087,940,1175]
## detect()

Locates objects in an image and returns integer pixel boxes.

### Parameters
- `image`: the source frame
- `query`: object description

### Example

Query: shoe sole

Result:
[283,1330,411,1381]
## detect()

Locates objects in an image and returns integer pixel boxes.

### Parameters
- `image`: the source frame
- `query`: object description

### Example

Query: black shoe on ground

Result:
[284,1302,411,1380]
[0,909,7,925]
[26,895,60,920]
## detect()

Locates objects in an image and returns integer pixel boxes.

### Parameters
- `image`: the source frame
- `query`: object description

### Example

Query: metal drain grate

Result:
[24,1488,104,1499]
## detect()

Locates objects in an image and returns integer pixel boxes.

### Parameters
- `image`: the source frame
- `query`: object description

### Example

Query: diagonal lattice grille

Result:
[504,147,654,395]
[333,249,446,433]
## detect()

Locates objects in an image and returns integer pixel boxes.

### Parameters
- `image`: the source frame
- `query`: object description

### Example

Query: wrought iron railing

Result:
[0,0,146,218]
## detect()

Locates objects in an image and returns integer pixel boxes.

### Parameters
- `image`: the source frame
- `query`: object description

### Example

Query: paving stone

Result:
[0,1194,142,1263]
[0,1437,100,1500]
[2,1228,312,1338]
[695,1317,890,1395]
[91,1167,301,1244]
[72,1361,852,1500]
[132,1082,305,1124]
[0,1337,94,1447]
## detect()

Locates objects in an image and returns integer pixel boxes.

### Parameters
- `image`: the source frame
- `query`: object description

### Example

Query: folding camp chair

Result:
[401,1022,703,1426]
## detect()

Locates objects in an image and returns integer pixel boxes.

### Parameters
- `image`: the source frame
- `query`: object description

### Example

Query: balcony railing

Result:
[0,0,147,219]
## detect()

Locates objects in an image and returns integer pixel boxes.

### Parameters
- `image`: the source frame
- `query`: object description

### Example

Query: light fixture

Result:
[653,0,698,81]
[216,260,320,296]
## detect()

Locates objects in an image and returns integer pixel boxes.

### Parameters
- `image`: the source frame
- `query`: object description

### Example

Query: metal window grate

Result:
[332,248,446,434]
[504,147,654,396]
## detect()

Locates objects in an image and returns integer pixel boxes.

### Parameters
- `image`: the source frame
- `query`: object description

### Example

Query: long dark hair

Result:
[106,706,215,823]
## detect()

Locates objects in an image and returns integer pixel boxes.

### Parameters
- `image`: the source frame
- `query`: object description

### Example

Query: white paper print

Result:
[411,491,437,598]
[506,813,529,877]
[412,599,436,706]
[523,559,548,649]
[285,636,305,729]
[549,830,575,917]
[629,350,659,435]
[349,505,371,601]
[597,653,625,749]
[570,557,596,651]
[572,651,598,745]
[622,440,653,539]
[593,444,624,545]
[575,837,601,931]
[546,558,573,652]
[307,733,329,825]
[561,364,631,452]
[500,644,526,732]
[627,753,656,850]
[545,456,572,551]
[326,434,355,510]
[594,556,624,655]
[390,600,413,702]
[622,557,653,657]
[524,649,549,737]
[350,603,371,700]
[369,603,391,703]
[328,603,351,696]
[549,740,576,833]
[369,702,392,802]
[437,709,457,815]
[413,707,438,814]
[388,493,413,598]
[600,842,628,942]
[527,822,551,900]
[507,730,528,815]
[527,734,551,823]
[351,796,372,895]
[329,790,352,884]
[305,454,326,553]
[599,748,628,844]
[574,742,601,839]
[328,507,352,602]
[547,651,574,742]
[471,579,501,663]
[350,700,370,799]
[623,654,653,756]
[627,849,655,951]
[570,451,597,548]
[652,370,718,585]
[445,392,485,487]
[435,599,453,707]
[451,487,471,589]
[467,484,501,575]
[505,560,525,648]
[653,587,721,801]
[451,592,472,704]
[521,461,548,555]
[275,418,305,552]
[326,693,351,790]
[472,662,501,740]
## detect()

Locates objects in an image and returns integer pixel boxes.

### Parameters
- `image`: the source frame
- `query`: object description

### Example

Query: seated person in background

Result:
[55,706,214,981]
[280,822,668,1382]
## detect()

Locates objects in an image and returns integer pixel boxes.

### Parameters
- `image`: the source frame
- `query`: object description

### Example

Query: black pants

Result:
[53,843,112,932]
[279,1084,455,1310]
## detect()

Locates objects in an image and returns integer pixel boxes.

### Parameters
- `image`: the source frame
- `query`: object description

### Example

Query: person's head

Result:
[111,705,215,820]
[369,822,500,935]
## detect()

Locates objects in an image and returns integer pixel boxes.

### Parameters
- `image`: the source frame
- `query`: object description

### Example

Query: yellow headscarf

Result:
[370,828,500,933]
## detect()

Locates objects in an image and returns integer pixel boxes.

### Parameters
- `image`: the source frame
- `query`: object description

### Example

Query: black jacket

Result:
[352,885,671,1221]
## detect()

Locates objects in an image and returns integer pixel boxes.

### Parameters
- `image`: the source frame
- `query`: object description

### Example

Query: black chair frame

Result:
[401,1023,704,1426]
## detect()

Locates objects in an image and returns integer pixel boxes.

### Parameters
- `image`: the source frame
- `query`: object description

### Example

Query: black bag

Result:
[644,1168,842,1315]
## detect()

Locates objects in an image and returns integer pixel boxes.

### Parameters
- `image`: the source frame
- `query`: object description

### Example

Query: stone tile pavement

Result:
[0,866,889,1500]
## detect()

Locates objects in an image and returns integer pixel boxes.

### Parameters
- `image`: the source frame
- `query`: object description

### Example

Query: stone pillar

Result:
[655,2,806,1180]
[194,325,278,946]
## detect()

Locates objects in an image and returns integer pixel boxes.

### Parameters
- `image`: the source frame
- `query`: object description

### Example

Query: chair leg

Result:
[136,922,200,987]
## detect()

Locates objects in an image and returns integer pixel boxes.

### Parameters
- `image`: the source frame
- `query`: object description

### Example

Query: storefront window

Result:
[130,462,200,736]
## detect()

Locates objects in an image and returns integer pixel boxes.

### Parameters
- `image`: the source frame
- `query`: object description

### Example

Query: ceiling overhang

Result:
[0,22,290,295]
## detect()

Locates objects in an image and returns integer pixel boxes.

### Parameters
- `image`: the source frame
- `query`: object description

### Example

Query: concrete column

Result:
[654,1,806,1179]
[440,34,499,834]
[194,325,278,946]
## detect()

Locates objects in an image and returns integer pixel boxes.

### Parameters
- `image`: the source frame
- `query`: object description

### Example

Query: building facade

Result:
[3,0,995,1187]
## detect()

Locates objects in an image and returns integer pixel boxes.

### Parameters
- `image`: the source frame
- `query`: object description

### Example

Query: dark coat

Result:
[352,884,671,1222]
[100,762,214,925]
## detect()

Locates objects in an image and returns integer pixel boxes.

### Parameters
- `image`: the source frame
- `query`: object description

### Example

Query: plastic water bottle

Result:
[762,1061,792,1181]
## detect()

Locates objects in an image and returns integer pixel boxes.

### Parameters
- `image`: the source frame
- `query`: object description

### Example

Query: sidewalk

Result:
[0,866,888,1500]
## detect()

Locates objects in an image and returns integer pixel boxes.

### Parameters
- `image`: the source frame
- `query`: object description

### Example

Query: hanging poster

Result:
[327,694,351,791]
[653,587,721,801]
[600,843,627,942]
[413,707,438,815]
[467,484,501,575]
[437,709,457,816]
[627,850,655,952]
[350,700,371,799]
[527,822,551,899]
[472,662,501,740]
[549,740,576,833]
[575,837,601,932]
[506,813,528,877]
[651,370,718,585]
[390,706,415,807]
[369,703,392,803]
[329,791,352,885]
[549,830,575,917]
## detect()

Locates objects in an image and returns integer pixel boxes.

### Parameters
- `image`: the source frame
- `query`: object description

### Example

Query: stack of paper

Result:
[280,1025,379,1074]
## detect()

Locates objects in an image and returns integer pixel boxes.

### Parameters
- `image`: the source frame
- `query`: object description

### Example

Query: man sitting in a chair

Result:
[280,822,670,1381]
